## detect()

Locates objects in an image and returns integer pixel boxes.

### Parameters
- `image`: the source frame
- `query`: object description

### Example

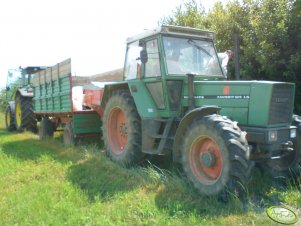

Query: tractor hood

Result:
[183,80,295,128]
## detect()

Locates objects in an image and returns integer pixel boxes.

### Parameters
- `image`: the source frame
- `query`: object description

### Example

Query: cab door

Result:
[142,39,167,114]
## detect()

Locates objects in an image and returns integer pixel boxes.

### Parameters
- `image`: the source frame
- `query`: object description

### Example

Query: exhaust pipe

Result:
[187,73,195,110]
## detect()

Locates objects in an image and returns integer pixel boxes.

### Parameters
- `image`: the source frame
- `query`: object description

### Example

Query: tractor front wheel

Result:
[181,114,253,197]
[5,104,16,131]
[102,91,142,166]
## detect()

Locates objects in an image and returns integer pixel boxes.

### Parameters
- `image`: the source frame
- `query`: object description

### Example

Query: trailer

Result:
[31,58,102,144]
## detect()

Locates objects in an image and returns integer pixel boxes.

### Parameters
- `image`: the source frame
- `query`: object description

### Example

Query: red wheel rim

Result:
[189,136,223,185]
[108,107,128,154]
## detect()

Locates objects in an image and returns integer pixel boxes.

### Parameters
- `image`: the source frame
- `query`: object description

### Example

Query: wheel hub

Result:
[120,123,127,138]
[189,137,223,184]
[201,152,216,167]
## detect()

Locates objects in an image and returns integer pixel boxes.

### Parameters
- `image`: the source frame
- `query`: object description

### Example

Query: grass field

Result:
[0,112,300,226]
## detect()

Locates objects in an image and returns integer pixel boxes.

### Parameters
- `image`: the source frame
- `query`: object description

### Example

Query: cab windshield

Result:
[6,68,24,87]
[163,36,223,76]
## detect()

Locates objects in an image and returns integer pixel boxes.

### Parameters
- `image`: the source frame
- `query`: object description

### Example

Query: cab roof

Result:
[126,25,215,44]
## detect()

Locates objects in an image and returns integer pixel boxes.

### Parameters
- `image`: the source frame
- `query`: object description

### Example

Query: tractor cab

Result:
[6,66,47,92]
[5,65,48,133]
[122,26,225,118]
[124,26,224,79]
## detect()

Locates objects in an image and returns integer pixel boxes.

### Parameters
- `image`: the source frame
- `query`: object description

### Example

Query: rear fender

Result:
[173,106,221,163]
[101,80,159,119]
[100,82,129,109]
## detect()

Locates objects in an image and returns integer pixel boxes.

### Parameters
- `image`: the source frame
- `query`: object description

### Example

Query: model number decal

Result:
[184,95,250,99]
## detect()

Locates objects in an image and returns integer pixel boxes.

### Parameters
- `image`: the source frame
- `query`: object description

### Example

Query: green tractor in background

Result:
[5,66,47,132]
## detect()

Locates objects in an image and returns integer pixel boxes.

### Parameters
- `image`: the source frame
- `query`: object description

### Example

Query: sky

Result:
[0,0,228,88]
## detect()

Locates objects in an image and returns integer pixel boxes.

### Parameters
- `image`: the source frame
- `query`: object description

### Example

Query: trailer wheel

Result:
[181,114,253,197]
[15,94,37,132]
[63,122,75,146]
[263,115,301,178]
[103,91,142,166]
[39,118,54,140]
[5,104,16,131]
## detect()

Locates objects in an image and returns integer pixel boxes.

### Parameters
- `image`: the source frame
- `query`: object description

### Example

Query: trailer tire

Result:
[262,115,301,178]
[181,114,253,198]
[5,104,16,131]
[39,118,54,140]
[63,122,75,146]
[15,94,37,132]
[102,91,142,167]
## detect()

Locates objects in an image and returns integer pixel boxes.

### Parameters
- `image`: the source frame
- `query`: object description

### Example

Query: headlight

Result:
[290,129,297,139]
[268,130,278,142]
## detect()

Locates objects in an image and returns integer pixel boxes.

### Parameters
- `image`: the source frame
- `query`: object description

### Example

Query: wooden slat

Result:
[45,68,50,82]
[59,59,71,78]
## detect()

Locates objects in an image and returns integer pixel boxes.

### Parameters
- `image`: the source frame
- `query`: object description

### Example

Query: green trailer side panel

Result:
[33,75,71,113]
[32,58,72,114]
[73,111,101,135]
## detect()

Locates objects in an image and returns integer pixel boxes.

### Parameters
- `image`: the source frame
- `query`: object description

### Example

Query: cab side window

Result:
[124,41,142,80]
[145,39,161,77]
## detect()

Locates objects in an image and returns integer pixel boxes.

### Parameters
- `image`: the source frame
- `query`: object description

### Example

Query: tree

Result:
[160,0,301,113]
[160,0,206,28]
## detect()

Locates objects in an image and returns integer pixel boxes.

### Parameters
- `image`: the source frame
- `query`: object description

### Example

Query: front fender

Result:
[17,88,34,98]
[173,106,221,163]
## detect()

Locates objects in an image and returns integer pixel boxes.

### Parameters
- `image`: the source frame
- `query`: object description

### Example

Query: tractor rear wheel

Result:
[263,115,301,178]
[181,114,253,197]
[15,94,37,132]
[5,104,16,131]
[102,91,142,166]
[39,118,54,140]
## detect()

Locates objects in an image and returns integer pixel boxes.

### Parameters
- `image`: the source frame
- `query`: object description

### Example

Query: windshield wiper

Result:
[187,39,212,57]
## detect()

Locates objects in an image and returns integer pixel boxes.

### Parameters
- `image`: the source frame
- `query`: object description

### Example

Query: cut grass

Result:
[0,112,300,225]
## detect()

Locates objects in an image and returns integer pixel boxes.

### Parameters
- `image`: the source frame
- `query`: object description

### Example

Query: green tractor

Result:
[89,26,300,197]
[5,66,47,132]
[27,25,300,198]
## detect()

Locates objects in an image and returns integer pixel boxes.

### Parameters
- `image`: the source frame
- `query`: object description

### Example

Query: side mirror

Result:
[6,86,10,91]
[140,50,148,64]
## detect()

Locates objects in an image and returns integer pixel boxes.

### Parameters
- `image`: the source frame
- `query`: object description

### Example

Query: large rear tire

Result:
[262,115,301,178]
[181,114,253,197]
[5,104,16,131]
[102,91,142,166]
[15,94,37,132]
